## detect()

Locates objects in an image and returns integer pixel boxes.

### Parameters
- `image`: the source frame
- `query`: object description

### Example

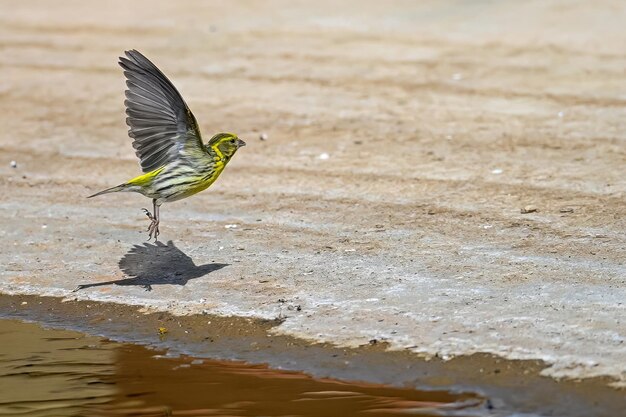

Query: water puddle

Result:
[0,318,482,416]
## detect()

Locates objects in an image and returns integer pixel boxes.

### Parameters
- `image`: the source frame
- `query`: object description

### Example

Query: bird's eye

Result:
[230,139,235,144]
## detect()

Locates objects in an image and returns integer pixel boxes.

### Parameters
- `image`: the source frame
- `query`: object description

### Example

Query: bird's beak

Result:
[237,139,247,148]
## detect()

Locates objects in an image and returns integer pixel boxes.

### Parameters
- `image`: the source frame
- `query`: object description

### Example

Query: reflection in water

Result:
[0,319,117,416]
[0,319,482,417]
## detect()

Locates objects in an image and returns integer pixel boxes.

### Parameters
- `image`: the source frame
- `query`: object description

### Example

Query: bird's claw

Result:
[142,208,159,241]
[147,219,160,241]
[142,208,154,221]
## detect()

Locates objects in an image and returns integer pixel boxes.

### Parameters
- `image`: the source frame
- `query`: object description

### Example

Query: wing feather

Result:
[120,49,205,173]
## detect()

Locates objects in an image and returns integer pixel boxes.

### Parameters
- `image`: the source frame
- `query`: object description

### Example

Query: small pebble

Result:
[259,132,268,141]
[521,205,538,214]
[451,73,463,81]
[491,168,503,175]
[10,160,17,168]
[224,224,238,229]
[318,153,330,160]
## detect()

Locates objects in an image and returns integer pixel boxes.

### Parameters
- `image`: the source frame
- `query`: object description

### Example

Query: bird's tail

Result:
[87,183,127,198]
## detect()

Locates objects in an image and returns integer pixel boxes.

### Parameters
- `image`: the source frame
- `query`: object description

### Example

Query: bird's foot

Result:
[147,219,160,241]
[142,208,160,241]
[142,208,155,221]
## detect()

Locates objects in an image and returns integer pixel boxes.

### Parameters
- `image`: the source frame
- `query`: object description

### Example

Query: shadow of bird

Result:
[75,240,228,291]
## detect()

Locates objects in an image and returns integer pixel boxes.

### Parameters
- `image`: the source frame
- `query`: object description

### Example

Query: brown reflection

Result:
[0,319,118,417]
[88,346,481,417]
[0,319,482,417]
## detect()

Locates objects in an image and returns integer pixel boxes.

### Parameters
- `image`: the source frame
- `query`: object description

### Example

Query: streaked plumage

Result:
[89,50,246,240]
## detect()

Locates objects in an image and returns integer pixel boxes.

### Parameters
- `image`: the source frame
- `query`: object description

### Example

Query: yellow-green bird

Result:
[89,50,246,240]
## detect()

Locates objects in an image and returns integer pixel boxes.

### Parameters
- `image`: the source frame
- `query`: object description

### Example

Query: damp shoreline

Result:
[0,317,482,416]
[0,293,623,417]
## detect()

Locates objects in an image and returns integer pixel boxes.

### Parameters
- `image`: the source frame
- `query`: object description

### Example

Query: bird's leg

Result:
[141,206,156,236]
[146,199,160,241]
[154,201,160,240]
[142,207,155,222]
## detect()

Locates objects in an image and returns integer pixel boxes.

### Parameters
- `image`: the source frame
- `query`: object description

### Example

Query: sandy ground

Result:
[1,0,625,387]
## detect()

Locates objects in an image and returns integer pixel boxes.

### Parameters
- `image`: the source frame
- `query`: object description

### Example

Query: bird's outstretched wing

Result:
[119,49,206,173]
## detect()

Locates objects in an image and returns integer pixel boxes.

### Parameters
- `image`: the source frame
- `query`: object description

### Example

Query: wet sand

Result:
[2,294,625,417]
[0,317,480,416]
[1,0,625,394]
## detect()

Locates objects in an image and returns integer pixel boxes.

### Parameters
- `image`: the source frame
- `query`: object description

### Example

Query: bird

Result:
[88,50,246,240]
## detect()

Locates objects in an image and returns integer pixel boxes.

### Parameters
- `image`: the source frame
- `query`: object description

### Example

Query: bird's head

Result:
[208,133,246,160]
